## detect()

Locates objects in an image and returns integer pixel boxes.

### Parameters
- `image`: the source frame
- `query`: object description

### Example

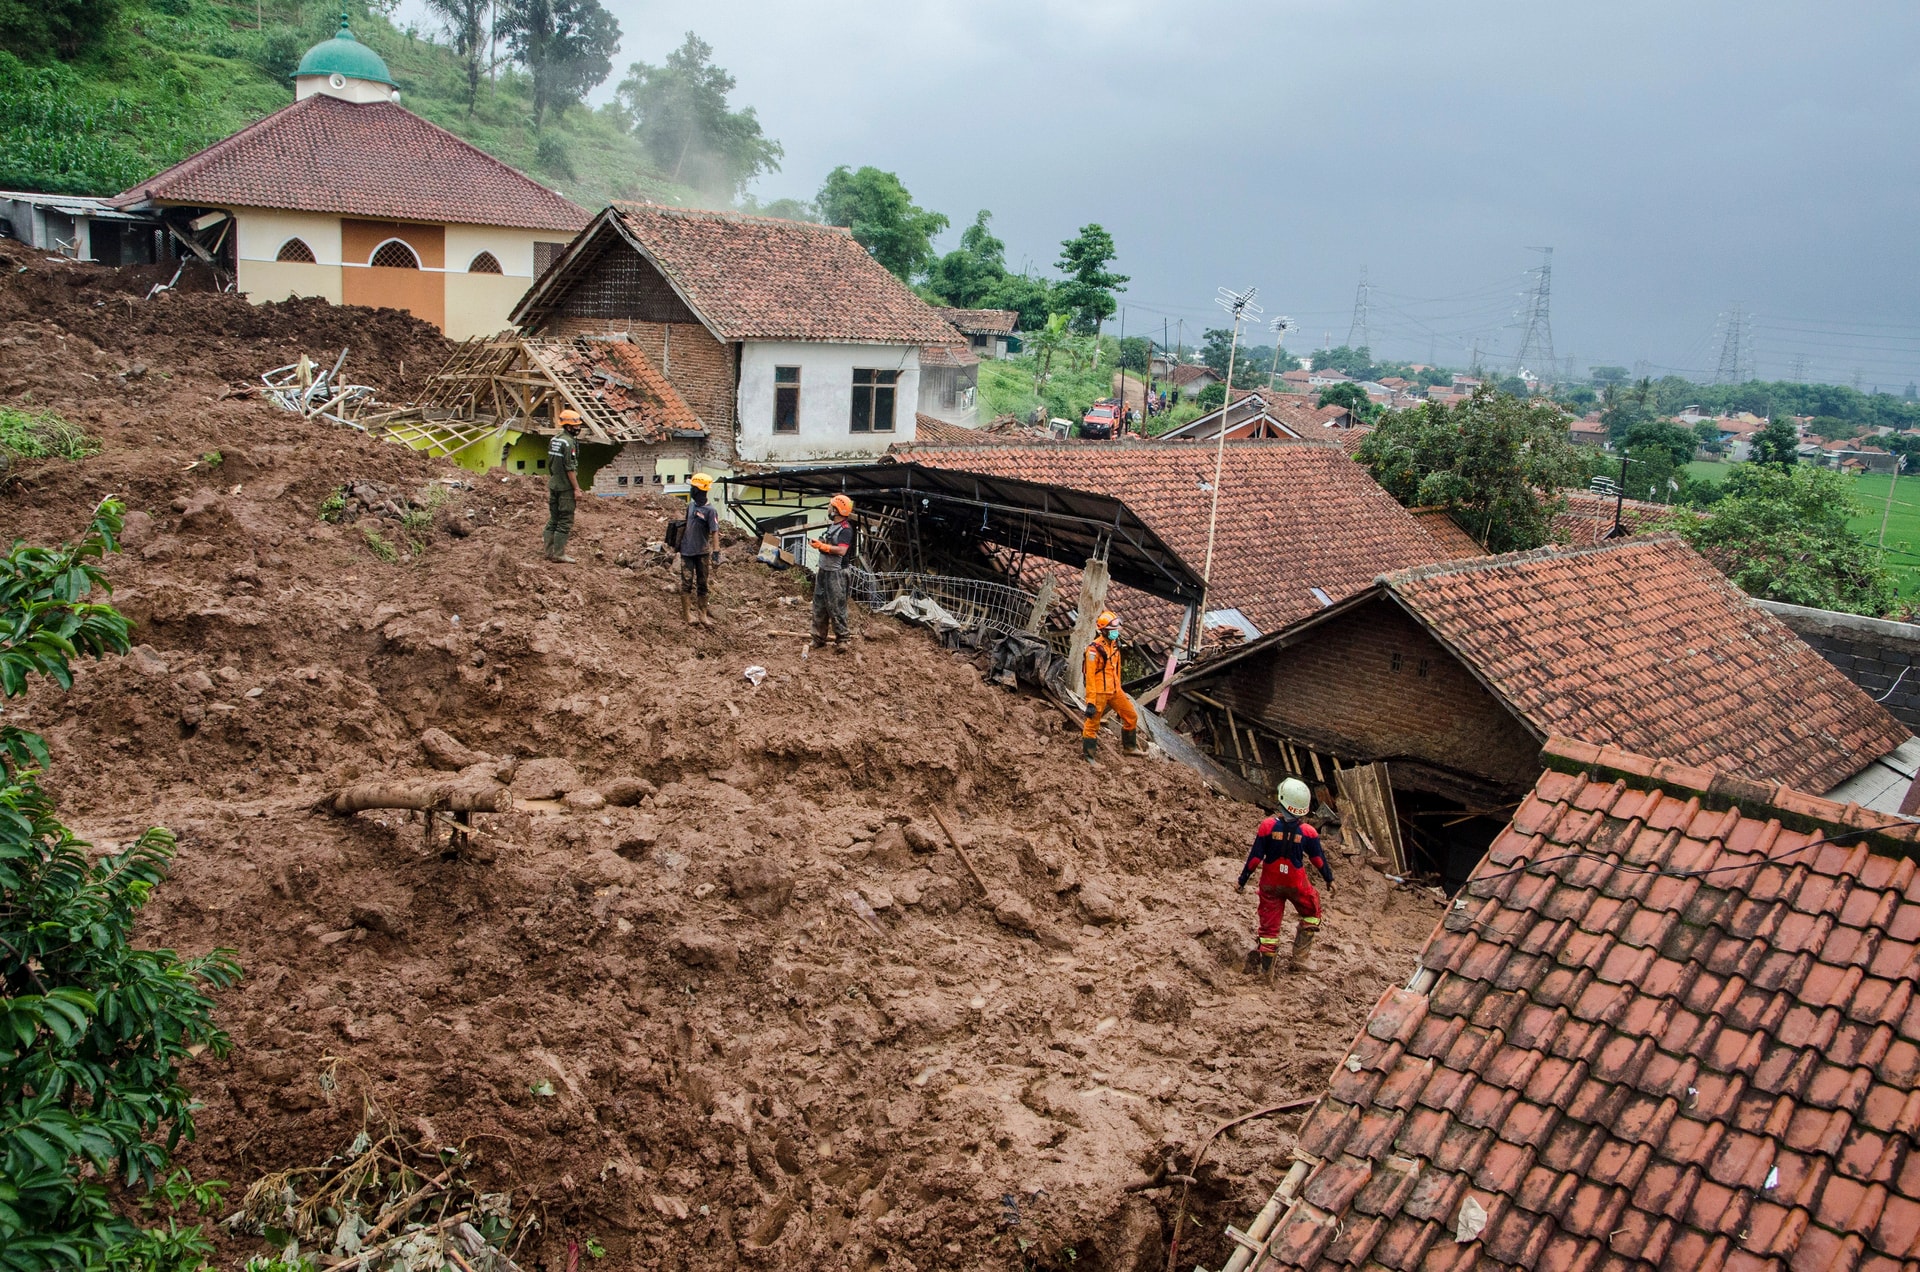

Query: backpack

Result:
[665,517,686,551]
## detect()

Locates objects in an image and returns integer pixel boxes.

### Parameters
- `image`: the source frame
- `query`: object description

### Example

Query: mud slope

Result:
[0,246,1441,1271]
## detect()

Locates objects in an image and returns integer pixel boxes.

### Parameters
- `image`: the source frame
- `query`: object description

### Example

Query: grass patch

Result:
[1847,471,1920,599]
[1683,459,1732,484]
[360,526,399,563]
[0,405,96,464]
[978,354,1121,427]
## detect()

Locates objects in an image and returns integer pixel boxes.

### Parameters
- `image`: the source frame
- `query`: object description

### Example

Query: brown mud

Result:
[0,241,1442,1271]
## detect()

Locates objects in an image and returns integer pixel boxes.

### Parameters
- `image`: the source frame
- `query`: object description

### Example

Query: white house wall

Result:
[737,341,920,463]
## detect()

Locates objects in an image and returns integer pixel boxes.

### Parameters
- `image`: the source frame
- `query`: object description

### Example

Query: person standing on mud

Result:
[543,410,584,563]
[1081,610,1142,762]
[808,493,855,652]
[680,473,721,627]
[1236,778,1335,975]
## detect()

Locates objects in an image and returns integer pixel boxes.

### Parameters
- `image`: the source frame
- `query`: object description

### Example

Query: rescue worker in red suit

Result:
[1237,777,1334,973]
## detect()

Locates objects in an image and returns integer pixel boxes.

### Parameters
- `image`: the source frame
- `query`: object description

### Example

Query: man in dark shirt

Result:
[681,472,721,627]
[543,411,583,563]
[808,493,855,652]
[1237,777,1335,975]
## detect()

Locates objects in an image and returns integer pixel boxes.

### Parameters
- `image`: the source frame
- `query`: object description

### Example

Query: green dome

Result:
[294,15,395,87]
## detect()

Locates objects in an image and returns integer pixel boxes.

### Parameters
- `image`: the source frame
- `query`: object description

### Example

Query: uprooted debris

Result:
[225,1122,529,1271]
[263,351,378,426]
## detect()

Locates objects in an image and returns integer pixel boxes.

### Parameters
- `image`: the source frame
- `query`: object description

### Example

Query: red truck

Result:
[1079,398,1124,440]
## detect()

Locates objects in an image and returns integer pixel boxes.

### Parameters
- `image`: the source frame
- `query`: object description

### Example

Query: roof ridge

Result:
[1380,529,1681,587]
[612,200,855,236]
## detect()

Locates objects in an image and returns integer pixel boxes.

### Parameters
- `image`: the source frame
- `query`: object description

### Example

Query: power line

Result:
[1712,304,1751,385]
[1511,247,1555,379]
[1346,266,1371,351]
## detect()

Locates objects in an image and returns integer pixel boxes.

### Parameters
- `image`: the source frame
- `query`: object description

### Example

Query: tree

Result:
[1694,420,1726,456]
[423,0,490,114]
[496,0,621,129]
[1195,382,1227,411]
[1664,464,1898,616]
[1591,365,1630,387]
[815,166,948,281]
[1599,378,1658,447]
[925,211,1006,308]
[978,273,1051,334]
[1115,337,1149,372]
[1618,418,1699,504]
[1053,225,1127,335]
[616,33,782,200]
[0,501,239,1270]
[1307,345,1376,380]
[1354,388,1595,553]
[1318,380,1382,423]
[1027,313,1071,391]
[737,195,816,222]
[0,0,118,61]
[1750,417,1801,467]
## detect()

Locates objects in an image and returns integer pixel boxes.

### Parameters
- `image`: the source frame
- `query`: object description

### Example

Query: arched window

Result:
[467,251,502,274]
[368,239,420,269]
[275,237,316,263]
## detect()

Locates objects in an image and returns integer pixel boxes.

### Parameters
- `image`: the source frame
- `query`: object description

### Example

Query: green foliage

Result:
[1317,381,1381,423]
[0,500,239,1270]
[737,194,815,222]
[1115,336,1149,372]
[0,407,96,468]
[925,211,1007,309]
[977,346,1115,427]
[495,0,621,128]
[360,527,399,562]
[1750,417,1801,467]
[1053,224,1126,334]
[418,0,487,112]
[815,166,948,282]
[1307,345,1376,380]
[1355,389,1596,553]
[1617,418,1701,505]
[1195,382,1225,411]
[1663,464,1899,616]
[615,32,782,201]
[1693,420,1726,455]
[1590,365,1629,386]
[0,0,120,61]
[977,273,1051,333]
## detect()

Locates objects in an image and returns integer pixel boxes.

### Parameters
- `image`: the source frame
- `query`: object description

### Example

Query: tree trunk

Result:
[1065,556,1111,701]
[328,781,508,815]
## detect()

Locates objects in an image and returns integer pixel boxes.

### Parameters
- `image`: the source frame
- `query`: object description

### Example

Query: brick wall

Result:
[1758,600,1920,733]
[542,317,738,461]
[1200,596,1542,788]
[595,440,706,495]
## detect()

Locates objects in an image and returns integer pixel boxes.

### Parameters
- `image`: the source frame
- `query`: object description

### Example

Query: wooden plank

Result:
[1134,707,1275,809]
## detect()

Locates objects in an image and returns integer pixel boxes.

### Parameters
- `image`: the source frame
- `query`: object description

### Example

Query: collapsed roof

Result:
[1242,735,1920,1270]
[414,336,702,444]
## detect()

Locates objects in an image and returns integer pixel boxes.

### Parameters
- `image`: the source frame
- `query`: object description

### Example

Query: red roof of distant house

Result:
[898,439,1448,636]
[110,94,588,231]
[936,307,1018,335]
[1382,536,1907,793]
[1281,369,1313,384]
[917,343,980,369]
[1379,376,1410,389]
[1333,426,1373,453]
[1407,507,1486,560]
[1257,735,1920,1271]
[1167,364,1220,386]
[513,203,961,345]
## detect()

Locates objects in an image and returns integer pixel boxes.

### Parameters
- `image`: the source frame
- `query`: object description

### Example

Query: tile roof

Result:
[917,343,980,369]
[937,307,1019,334]
[530,337,702,442]
[1408,507,1487,560]
[1332,427,1373,454]
[1167,364,1220,386]
[1252,735,1920,1272]
[911,413,987,445]
[899,439,1450,637]
[1383,536,1910,794]
[1552,491,1673,545]
[546,203,961,344]
[110,94,588,231]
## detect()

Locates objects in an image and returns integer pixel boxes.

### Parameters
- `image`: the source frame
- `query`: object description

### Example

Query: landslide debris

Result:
[0,244,1443,1270]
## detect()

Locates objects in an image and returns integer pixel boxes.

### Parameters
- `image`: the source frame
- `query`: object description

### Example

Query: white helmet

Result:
[1277,777,1311,816]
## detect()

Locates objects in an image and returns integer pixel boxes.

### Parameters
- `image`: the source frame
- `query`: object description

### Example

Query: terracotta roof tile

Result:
[917,342,980,368]
[597,203,960,344]
[1408,507,1487,560]
[1553,490,1676,545]
[1167,363,1218,385]
[899,439,1449,640]
[1229,737,1920,1271]
[935,307,1018,334]
[112,94,588,231]
[1380,537,1911,794]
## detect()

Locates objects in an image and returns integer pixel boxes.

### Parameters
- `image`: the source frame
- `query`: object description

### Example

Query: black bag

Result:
[665,517,686,551]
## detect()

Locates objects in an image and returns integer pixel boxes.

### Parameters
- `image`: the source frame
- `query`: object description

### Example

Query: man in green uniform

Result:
[544,410,584,563]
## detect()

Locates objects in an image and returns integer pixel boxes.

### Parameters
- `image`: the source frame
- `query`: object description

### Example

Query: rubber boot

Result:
[1289,924,1318,972]
[1122,728,1141,754]
[1257,951,1276,978]
[681,593,694,626]
[1082,737,1098,764]
[1242,947,1262,975]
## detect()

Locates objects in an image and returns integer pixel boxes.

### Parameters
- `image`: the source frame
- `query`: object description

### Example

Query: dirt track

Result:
[0,242,1442,1271]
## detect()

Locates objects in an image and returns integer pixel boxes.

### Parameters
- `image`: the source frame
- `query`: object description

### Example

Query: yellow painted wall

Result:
[445,225,543,278]
[236,209,342,266]
[444,273,531,340]
[240,259,343,304]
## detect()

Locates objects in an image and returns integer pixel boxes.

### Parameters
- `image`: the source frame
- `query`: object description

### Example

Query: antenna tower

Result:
[1789,353,1809,383]
[1511,247,1555,378]
[1712,305,1750,385]
[1345,266,1370,352]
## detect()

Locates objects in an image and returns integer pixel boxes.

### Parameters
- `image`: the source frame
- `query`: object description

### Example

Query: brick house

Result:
[1223,735,1920,1271]
[898,438,1452,651]
[509,203,963,467]
[1169,535,1912,879]
[109,17,587,339]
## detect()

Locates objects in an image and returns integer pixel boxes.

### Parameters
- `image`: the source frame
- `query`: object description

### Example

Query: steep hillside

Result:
[0,0,689,208]
[0,244,1443,1270]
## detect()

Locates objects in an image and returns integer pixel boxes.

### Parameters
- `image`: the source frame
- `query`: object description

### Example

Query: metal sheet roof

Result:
[724,460,1207,605]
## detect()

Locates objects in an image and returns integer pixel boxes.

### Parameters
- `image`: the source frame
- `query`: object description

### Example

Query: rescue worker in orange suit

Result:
[1081,610,1143,762]
[1237,778,1335,973]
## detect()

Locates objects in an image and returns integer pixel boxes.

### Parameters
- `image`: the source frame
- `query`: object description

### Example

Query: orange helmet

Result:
[1096,610,1120,632]
[558,409,582,431]
[829,494,854,517]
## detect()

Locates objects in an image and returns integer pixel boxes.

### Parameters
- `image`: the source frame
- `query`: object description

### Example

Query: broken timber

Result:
[325,780,508,815]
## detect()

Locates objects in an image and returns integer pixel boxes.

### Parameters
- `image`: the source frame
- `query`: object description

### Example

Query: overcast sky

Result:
[412,0,1920,386]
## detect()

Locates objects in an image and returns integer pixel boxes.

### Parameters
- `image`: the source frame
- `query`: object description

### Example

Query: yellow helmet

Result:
[688,472,713,492]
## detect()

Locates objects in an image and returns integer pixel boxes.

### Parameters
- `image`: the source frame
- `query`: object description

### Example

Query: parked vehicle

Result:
[1080,399,1122,440]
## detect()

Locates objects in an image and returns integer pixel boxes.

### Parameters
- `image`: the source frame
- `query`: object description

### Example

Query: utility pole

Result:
[1882,456,1906,546]
[1511,247,1555,379]
[1346,266,1370,352]
[1268,315,1293,391]
[1197,286,1260,653]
